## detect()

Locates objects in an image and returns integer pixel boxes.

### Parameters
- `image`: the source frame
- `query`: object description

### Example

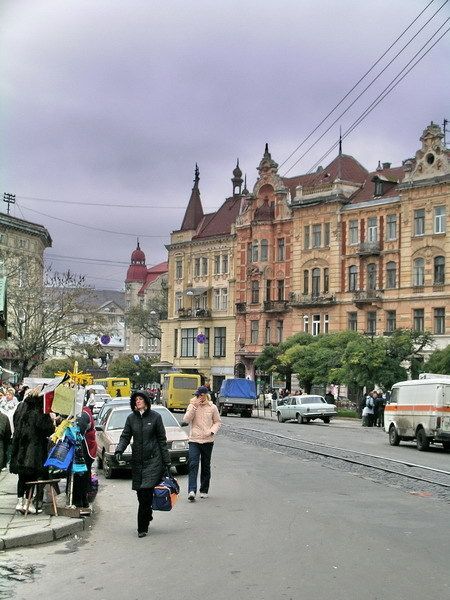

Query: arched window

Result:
[252,240,259,262]
[434,255,445,285]
[303,270,309,294]
[311,268,320,297]
[386,261,397,289]
[367,263,377,291]
[323,268,329,293]
[413,257,425,286]
[348,265,358,291]
[260,239,268,261]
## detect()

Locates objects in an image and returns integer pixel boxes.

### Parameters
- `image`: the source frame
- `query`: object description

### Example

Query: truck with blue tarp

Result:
[217,378,257,417]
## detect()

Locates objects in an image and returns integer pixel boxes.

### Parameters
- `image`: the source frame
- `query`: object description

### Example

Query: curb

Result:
[0,516,86,551]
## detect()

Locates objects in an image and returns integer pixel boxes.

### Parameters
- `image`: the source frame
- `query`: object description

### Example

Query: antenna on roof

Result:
[338,126,342,156]
[444,118,449,148]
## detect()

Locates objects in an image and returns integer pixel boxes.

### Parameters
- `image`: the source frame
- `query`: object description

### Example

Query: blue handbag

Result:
[152,475,180,511]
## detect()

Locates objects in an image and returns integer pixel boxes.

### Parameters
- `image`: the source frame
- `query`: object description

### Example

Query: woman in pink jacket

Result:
[183,386,221,501]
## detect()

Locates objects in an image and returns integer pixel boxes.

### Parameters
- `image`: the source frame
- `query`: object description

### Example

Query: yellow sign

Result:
[54,371,93,385]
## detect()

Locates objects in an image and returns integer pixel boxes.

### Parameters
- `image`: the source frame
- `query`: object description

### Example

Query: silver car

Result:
[276,395,337,424]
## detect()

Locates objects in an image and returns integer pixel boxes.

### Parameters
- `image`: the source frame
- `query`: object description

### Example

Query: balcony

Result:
[263,300,289,313]
[235,302,247,314]
[357,241,381,256]
[290,292,336,307]
[353,290,383,306]
[177,308,211,319]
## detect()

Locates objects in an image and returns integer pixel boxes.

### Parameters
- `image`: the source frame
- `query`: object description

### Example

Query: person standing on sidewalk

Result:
[114,391,171,538]
[183,386,221,502]
[0,410,12,470]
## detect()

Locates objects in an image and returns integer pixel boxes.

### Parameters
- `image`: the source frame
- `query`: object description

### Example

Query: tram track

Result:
[223,423,450,493]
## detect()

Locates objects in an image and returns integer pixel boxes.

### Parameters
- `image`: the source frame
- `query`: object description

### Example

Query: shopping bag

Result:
[152,474,180,511]
[44,437,75,470]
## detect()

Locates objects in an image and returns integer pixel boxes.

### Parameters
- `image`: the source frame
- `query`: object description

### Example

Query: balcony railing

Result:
[353,290,383,305]
[357,241,381,256]
[177,308,211,319]
[263,300,289,313]
[235,302,247,314]
[290,292,336,307]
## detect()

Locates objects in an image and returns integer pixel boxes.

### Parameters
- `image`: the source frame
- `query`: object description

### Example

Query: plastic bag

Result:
[44,437,75,470]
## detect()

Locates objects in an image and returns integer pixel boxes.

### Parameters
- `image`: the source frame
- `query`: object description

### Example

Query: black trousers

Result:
[136,488,154,533]
[188,442,214,494]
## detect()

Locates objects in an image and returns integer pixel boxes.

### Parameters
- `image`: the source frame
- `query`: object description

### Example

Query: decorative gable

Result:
[405,122,450,183]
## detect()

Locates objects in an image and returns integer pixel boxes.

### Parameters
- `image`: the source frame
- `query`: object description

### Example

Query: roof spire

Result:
[194,163,200,185]
[232,158,243,196]
[180,164,204,231]
[242,174,249,195]
[339,126,342,156]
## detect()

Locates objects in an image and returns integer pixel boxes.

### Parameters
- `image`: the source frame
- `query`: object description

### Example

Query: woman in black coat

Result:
[115,391,171,537]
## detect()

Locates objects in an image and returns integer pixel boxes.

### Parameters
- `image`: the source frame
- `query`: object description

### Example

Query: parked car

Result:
[95,397,130,422]
[95,405,189,478]
[90,393,112,418]
[276,395,337,424]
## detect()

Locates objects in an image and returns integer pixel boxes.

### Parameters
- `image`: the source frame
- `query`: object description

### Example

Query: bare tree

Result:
[125,281,168,341]
[5,268,104,379]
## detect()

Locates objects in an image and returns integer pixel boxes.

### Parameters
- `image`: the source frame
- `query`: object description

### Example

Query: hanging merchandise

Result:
[71,425,87,474]
[52,385,76,416]
[50,418,72,444]
[44,436,75,471]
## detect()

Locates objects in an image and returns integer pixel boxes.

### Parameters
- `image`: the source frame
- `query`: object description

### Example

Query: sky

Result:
[0,0,449,290]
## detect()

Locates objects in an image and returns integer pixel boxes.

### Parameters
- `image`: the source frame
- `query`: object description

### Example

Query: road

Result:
[2,416,450,600]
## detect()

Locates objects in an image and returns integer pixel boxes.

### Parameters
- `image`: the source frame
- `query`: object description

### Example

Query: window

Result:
[304,225,310,249]
[221,288,228,310]
[349,220,358,245]
[386,310,396,333]
[414,209,425,236]
[348,265,358,291]
[312,224,321,248]
[175,292,183,311]
[413,308,424,332]
[323,314,329,334]
[277,279,284,301]
[214,327,226,357]
[201,257,208,276]
[277,238,285,261]
[311,268,320,297]
[213,288,221,310]
[303,270,309,294]
[367,217,378,242]
[386,214,397,241]
[175,259,183,279]
[312,314,320,336]
[374,180,383,197]
[434,206,446,234]
[251,280,260,304]
[303,315,309,333]
[413,258,425,286]
[266,280,271,301]
[247,242,253,264]
[276,320,283,343]
[203,328,210,357]
[181,328,197,357]
[194,258,201,277]
[367,311,377,334]
[348,312,357,331]
[434,256,445,285]
[367,263,377,291]
[265,321,271,344]
[434,308,445,334]
[0,261,4,277]
[252,241,259,262]
[386,262,397,289]
[324,222,330,246]
[214,255,221,275]
[323,268,329,293]
[260,240,268,261]
[222,254,229,274]
[250,320,259,344]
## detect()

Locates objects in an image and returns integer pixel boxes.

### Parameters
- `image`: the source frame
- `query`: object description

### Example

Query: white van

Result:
[384,377,450,451]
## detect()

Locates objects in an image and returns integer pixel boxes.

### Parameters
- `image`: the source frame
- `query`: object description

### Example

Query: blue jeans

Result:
[188,442,214,494]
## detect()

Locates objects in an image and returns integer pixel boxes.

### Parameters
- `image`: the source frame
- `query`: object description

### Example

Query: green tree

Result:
[41,355,92,378]
[385,329,434,379]
[424,345,450,375]
[108,354,160,388]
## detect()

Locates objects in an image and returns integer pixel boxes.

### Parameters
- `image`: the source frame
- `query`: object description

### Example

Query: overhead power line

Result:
[279,0,443,171]
[46,253,129,266]
[282,3,449,176]
[307,24,450,175]
[14,195,220,211]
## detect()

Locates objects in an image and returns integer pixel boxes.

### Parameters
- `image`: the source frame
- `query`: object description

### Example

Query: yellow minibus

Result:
[93,377,131,398]
[162,373,201,411]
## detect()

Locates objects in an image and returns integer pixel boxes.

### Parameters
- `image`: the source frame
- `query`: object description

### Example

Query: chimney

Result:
[382,162,391,169]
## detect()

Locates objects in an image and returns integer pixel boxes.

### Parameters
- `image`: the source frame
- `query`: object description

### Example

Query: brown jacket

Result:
[183,397,221,443]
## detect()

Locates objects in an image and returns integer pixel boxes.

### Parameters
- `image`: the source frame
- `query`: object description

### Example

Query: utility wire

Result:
[17,203,170,238]
[307,24,450,175]
[14,195,220,211]
[46,253,129,266]
[282,4,449,176]
[279,0,439,170]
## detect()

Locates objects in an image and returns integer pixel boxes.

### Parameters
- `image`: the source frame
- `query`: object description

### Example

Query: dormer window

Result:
[374,179,384,197]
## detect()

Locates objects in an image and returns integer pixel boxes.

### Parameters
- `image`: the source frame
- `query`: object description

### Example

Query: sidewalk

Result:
[0,469,88,550]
